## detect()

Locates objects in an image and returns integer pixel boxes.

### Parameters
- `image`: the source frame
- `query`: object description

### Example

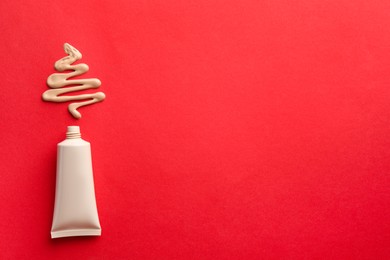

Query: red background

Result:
[1,0,390,259]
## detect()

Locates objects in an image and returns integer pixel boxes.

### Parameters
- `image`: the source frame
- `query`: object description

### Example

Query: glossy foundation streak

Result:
[42,43,105,119]
[51,126,101,238]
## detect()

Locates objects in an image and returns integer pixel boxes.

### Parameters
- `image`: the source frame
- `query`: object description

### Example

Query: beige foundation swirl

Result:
[42,43,105,119]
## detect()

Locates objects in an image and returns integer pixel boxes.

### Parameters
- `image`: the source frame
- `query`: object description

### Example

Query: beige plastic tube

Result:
[51,126,101,238]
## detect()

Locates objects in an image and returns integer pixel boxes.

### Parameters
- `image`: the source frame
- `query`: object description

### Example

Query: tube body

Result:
[51,126,101,238]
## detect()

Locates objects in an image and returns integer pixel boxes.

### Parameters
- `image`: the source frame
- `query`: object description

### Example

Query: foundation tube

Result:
[51,126,101,238]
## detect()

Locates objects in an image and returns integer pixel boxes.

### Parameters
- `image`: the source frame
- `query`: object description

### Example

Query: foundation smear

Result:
[42,43,105,119]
